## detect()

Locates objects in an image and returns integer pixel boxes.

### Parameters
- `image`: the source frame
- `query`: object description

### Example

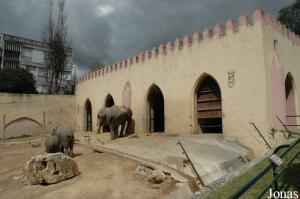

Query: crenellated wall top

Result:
[76,9,300,84]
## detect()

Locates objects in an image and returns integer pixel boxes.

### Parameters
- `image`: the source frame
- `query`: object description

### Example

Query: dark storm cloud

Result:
[0,0,294,75]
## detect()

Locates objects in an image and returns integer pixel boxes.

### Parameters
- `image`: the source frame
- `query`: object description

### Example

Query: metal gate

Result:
[196,76,222,133]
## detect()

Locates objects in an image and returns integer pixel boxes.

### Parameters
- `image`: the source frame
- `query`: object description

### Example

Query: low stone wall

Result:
[0,93,76,139]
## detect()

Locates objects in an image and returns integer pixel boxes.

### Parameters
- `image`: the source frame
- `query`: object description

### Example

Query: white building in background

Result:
[0,33,74,93]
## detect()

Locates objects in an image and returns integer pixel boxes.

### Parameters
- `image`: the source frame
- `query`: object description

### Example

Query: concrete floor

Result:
[75,132,252,186]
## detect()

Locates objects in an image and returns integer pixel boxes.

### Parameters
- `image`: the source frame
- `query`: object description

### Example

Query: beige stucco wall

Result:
[0,93,76,138]
[75,13,278,155]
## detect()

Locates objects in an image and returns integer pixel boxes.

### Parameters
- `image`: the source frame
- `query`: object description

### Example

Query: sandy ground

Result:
[0,140,176,199]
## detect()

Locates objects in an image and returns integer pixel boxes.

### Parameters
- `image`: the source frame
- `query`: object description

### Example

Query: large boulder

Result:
[23,153,79,185]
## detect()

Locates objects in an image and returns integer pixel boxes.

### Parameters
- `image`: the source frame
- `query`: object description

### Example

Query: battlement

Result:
[76,9,300,84]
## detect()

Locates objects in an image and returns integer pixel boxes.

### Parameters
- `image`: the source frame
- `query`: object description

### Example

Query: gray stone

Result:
[23,153,79,185]
[148,169,166,184]
[134,165,147,176]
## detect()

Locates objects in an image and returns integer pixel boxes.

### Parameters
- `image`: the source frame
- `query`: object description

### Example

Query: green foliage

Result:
[0,68,37,94]
[278,0,300,35]
[90,61,104,71]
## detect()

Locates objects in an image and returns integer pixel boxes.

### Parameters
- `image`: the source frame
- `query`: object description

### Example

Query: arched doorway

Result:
[285,73,297,127]
[85,99,92,131]
[146,84,164,133]
[195,75,222,133]
[104,94,115,107]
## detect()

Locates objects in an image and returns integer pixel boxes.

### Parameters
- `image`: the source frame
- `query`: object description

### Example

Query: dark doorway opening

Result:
[147,85,164,133]
[196,76,222,133]
[103,94,115,132]
[85,99,92,131]
[105,94,115,107]
[285,73,297,127]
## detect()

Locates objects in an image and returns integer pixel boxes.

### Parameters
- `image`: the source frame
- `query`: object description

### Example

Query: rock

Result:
[29,142,41,147]
[134,165,147,176]
[23,153,79,185]
[148,169,166,184]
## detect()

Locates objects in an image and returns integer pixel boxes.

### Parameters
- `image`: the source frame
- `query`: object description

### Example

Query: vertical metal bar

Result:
[276,115,290,138]
[250,122,272,149]
[177,141,205,186]
[149,100,152,133]
[272,165,279,191]
[2,114,5,143]
[43,112,46,134]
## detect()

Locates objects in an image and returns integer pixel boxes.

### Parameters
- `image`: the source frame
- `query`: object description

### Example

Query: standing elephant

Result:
[45,135,60,153]
[97,107,109,133]
[106,105,133,140]
[52,125,74,157]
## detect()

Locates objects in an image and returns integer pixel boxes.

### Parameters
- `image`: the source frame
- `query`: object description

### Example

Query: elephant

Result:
[106,105,133,140]
[52,125,74,157]
[45,135,60,153]
[97,105,133,140]
[97,107,109,133]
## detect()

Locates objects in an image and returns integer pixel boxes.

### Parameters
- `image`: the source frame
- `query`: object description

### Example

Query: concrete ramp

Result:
[178,136,252,184]
[76,132,252,185]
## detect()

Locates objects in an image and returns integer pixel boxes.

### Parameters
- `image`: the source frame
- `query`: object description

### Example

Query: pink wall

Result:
[269,52,286,130]
[286,76,297,127]
[122,81,132,108]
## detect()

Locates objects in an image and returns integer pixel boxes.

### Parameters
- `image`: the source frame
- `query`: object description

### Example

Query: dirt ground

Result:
[0,140,177,199]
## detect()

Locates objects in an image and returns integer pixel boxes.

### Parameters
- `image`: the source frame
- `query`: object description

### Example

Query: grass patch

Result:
[206,140,300,199]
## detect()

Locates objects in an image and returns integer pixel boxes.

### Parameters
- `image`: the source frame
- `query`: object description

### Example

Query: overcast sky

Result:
[0,0,294,75]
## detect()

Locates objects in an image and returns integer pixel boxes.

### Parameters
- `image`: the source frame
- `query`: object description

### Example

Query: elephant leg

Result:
[69,143,74,158]
[125,119,132,135]
[109,123,117,140]
[111,129,117,140]
[114,125,120,138]
[69,144,74,158]
[120,123,125,137]
[65,146,70,157]
[60,145,64,154]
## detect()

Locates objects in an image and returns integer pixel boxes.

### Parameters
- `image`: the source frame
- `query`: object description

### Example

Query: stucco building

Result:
[0,33,73,93]
[75,9,300,155]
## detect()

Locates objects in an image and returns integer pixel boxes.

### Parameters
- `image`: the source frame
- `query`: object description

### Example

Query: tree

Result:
[0,68,37,94]
[277,0,300,35]
[43,0,70,94]
[90,61,104,71]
